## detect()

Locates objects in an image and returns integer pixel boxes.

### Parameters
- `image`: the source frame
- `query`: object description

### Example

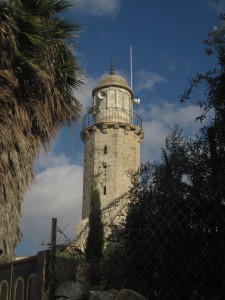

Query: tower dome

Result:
[92,74,133,97]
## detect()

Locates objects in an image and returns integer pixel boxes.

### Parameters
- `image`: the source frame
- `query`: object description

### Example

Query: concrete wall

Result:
[0,251,48,300]
[0,251,78,300]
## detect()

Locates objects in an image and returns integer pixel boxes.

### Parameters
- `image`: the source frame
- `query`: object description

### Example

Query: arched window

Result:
[13,277,25,300]
[26,274,37,300]
[0,280,9,300]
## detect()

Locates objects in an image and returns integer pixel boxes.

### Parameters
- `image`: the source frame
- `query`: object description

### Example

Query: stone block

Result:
[55,282,89,300]
[90,289,119,299]
[115,289,146,300]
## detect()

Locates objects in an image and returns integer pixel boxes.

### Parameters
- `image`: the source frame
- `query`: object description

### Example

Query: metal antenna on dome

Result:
[130,46,133,90]
[110,59,115,75]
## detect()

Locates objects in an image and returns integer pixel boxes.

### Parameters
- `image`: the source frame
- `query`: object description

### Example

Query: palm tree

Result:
[0,0,84,261]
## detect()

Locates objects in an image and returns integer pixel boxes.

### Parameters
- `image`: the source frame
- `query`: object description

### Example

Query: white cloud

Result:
[17,152,83,256]
[140,100,208,163]
[135,70,168,92]
[141,120,169,164]
[75,0,121,17]
[36,149,71,170]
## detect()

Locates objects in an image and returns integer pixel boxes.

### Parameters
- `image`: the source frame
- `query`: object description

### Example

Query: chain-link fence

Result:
[97,168,225,300]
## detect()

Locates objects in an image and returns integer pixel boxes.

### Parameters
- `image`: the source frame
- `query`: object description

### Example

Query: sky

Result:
[16,0,225,256]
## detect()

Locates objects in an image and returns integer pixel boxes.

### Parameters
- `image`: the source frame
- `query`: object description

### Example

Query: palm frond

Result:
[0,0,84,261]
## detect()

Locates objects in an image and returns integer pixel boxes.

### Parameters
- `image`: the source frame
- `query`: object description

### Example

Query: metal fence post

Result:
[47,218,57,300]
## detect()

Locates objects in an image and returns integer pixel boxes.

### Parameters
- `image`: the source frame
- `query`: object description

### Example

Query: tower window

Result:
[104,145,107,155]
[116,90,118,108]
[104,186,107,195]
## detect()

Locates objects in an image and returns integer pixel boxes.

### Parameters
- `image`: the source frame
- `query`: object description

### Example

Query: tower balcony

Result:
[82,107,142,130]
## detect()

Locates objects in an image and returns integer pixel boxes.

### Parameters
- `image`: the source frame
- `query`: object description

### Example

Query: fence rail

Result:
[82,107,142,129]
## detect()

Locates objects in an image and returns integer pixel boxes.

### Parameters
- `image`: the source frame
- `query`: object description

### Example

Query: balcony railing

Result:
[82,107,142,129]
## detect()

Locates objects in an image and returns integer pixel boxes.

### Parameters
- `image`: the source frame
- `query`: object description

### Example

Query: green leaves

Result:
[85,186,104,286]
[85,186,104,264]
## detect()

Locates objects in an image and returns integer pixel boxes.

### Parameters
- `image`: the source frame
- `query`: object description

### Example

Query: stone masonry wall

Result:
[81,123,144,219]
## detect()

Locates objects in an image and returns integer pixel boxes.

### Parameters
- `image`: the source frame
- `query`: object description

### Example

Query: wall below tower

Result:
[81,122,144,219]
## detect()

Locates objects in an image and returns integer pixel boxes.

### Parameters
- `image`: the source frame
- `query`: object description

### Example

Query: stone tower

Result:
[80,66,144,219]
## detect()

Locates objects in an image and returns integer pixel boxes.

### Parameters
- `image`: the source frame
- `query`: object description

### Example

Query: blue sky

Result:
[16,0,225,256]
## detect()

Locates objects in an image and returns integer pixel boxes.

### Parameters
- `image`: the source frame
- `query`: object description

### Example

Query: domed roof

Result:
[92,65,133,97]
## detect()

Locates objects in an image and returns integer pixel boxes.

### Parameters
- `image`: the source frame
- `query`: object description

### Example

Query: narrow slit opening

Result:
[104,145,107,155]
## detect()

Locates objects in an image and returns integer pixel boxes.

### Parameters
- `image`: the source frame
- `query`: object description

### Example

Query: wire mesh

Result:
[100,182,225,299]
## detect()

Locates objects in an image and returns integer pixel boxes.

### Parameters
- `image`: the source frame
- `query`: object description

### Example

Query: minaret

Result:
[81,65,144,219]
